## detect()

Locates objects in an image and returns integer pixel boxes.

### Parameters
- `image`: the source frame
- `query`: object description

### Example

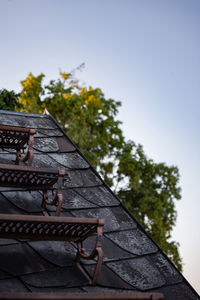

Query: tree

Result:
[19,73,45,113]
[0,89,23,111]
[18,71,124,171]
[17,70,182,270]
[116,141,182,270]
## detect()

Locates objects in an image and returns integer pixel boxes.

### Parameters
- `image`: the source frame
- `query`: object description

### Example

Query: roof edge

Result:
[0,110,47,118]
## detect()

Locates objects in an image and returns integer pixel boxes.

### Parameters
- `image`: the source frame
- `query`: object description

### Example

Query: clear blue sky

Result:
[1,0,200,293]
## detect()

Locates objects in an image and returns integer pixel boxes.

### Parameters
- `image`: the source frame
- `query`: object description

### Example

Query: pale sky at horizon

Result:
[0,0,200,294]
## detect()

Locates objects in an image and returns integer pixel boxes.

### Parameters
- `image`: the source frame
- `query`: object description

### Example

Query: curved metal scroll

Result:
[76,219,104,285]
[15,129,36,166]
[41,170,65,216]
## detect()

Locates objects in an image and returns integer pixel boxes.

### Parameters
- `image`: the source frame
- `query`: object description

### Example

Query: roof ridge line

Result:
[0,110,47,118]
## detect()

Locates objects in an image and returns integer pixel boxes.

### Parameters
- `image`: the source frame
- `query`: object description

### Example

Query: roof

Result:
[0,110,199,300]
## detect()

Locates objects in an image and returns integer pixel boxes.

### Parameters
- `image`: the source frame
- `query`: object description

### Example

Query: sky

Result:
[0,0,200,294]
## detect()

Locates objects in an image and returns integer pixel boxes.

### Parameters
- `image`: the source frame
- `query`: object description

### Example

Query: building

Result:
[0,110,199,299]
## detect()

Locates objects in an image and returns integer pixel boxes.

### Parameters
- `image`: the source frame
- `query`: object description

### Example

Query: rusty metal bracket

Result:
[42,170,65,216]
[76,219,104,285]
[0,125,36,166]
[0,164,65,216]
[0,214,104,284]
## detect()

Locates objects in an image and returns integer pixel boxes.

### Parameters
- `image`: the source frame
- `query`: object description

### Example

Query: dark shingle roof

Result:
[0,110,199,300]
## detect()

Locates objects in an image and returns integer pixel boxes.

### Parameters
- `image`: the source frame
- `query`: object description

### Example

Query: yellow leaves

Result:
[21,73,44,91]
[18,96,27,111]
[80,87,87,95]
[77,116,81,120]
[26,73,40,87]
[18,96,44,114]
[85,95,101,108]
[85,95,95,105]
[63,93,72,100]
[79,87,101,108]
[19,72,44,113]
[60,72,71,80]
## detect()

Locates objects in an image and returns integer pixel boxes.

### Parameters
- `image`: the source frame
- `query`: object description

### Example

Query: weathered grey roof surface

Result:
[0,110,199,299]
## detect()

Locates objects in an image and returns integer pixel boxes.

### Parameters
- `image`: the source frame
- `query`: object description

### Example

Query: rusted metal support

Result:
[0,214,104,284]
[0,164,65,215]
[0,125,36,166]
[76,219,104,285]
[41,170,65,216]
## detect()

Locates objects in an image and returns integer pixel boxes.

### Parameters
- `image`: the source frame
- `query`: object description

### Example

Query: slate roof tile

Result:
[105,229,158,255]
[0,239,18,246]
[2,191,43,213]
[0,277,29,292]
[0,113,56,129]
[79,169,103,186]
[74,186,120,206]
[63,169,102,188]
[36,129,63,138]
[84,264,134,289]
[49,153,89,169]
[0,269,11,280]
[32,153,64,169]
[26,285,84,293]
[63,171,86,187]
[34,137,59,153]
[154,282,199,300]
[80,235,133,263]
[107,257,165,290]
[34,117,57,129]
[150,252,182,285]
[82,286,138,294]
[0,186,25,192]
[109,206,137,229]
[0,243,53,276]
[28,240,77,267]
[0,153,16,164]
[21,264,89,288]
[61,189,97,210]
[56,136,76,152]
[0,114,36,128]
[70,207,135,232]
[0,192,26,214]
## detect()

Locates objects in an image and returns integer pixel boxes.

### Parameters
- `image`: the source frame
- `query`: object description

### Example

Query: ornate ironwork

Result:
[0,164,65,216]
[0,125,36,166]
[76,219,104,285]
[0,214,104,285]
[0,126,105,285]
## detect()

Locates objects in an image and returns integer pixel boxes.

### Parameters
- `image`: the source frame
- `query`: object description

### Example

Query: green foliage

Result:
[116,141,182,270]
[18,71,124,169]
[17,70,182,271]
[0,89,23,111]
